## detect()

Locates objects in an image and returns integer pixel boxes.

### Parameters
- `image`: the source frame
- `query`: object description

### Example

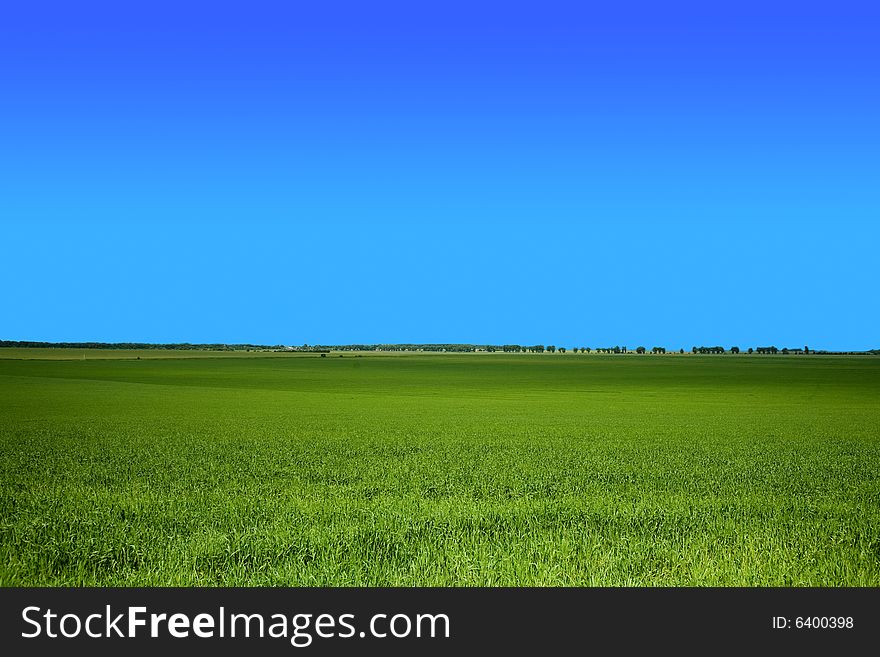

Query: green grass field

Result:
[1,350,878,586]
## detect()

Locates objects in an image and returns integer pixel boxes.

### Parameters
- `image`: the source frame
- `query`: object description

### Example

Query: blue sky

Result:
[1,1,878,349]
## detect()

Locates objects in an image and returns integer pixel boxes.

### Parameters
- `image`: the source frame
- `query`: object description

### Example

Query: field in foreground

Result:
[1,351,878,586]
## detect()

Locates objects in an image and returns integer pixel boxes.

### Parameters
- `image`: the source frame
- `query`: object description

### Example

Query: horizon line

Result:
[2,339,878,354]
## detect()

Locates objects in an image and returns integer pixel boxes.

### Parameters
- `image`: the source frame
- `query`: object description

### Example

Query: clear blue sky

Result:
[1,1,877,349]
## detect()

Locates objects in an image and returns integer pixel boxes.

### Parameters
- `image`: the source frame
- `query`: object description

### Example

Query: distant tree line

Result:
[279,343,870,356]
[315,343,869,355]
[0,340,286,351]
[692,346,726,354]
[3,340,876,355]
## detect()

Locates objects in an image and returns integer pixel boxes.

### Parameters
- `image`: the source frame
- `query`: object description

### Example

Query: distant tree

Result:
[636,346,646,354]
[692,346,697,354]
[731,346,740,354]
[584,347,591,353]
[547,345,556,353]
[804,345,809,354]
[679,348,684,354]
[748,347,753,354]
[559,347,566,353]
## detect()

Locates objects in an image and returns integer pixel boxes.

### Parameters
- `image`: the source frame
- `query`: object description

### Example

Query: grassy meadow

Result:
[1,350,878,586]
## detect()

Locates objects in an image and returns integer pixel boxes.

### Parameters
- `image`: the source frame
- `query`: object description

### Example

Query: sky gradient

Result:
[1,1,878,349]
